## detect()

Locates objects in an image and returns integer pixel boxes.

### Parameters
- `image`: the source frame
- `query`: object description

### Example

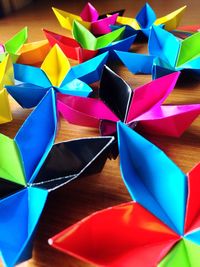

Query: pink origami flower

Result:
[58,66,200,138]
[53,2,123,35]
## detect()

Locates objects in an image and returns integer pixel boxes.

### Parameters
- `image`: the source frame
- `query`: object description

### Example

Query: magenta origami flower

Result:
[58,66,200,138]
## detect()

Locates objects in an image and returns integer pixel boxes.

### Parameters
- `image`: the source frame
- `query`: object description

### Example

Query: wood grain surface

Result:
[0,0,200,266]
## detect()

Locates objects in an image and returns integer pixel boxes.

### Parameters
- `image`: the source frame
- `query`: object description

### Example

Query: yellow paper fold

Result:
[154,6,187,31]
[0,89,12,124]
[52,7,90,31]
[0,55,14,88]
[41,44,71,87]
[116,16,141,30]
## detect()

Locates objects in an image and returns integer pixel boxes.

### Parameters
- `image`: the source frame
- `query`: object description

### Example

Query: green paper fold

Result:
[159,239,200,267]
[72,20,125,50]
[0,134,26,186]
[4,27,28,62]
[176,32,200,67]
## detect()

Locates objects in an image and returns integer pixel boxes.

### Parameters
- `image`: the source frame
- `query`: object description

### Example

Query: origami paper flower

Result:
[52,2,121,35]
[115,25,200,79]
[58,65,200,138]
[116,3,186,37]
[0,88,114,267]
[6,45,109,108]
[72,20,126,50]
[43,26,136,63]
[0,55,14,124]
[0,27,50,66]
[49,122,200,266]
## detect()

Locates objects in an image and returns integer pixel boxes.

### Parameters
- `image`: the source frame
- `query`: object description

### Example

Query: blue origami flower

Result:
[6,45,109,108]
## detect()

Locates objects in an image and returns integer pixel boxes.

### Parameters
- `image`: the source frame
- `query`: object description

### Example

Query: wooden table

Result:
[0,0,200,266]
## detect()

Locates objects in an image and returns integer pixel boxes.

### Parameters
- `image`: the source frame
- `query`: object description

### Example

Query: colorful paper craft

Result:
[16,39,50,66]
[44,28,136,63]
[0,55,14,124]
[116,3,186,37]
[0,89,57,266]
[52,2,120,35]
[0,27,28,63]
[0,88,114,267]
[72,20,125,50]
[49,122,200,267]
[115,25,200,79]
[0,27,50,66]
[43,29,98,63]
[58,65,200,137]
[6,45,109,108]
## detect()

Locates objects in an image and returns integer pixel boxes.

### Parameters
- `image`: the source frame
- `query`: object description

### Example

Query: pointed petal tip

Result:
[48,238,53,245]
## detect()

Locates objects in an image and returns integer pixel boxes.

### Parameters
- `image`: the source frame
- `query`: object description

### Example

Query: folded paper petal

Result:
[14,63,51,88]
[127,72,180,122]
[99,66,132,121]
[0,134,26,186]
[185,163,200,233]
[72,20,124,50]
[62,52,109,84]
[154,6,187,31]
[0,55,14,88]
[136,3,156,29]
[43,29,98,63]
[91,13,118,35]
[0,89,12,124]
[58,79,92,97]
[15,89,57,183]
[0,178,24,199]
[4,27,28,62]
[49,202,179,267]
[115,50,155,74]
[57,93,118,128]
[158,239,200,267]
[176,31,200,67]
[116,16,140,30]
[32,136,114,190]
[41,44,71,87]
[17,40,50,66]
[6,83,49,108]
[117,122,187,235]
[136,104,200,137]
[149,25,180,67]
[52,7,90,31]
[0,187,47,267]
[80,2,99,22]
